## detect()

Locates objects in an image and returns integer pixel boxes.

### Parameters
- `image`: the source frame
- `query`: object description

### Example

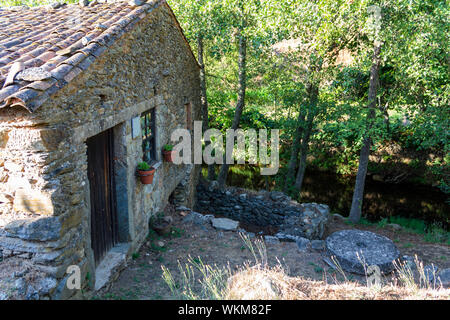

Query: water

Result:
[204,165,449,230]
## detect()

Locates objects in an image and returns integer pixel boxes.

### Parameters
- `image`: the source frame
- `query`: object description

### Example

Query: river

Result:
[203,165,449,231]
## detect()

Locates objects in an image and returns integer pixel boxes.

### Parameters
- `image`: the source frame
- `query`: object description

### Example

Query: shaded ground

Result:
[96,211,450,300]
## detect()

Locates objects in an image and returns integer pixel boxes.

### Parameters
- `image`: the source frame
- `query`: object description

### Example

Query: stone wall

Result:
[0,3,201,300]
[195,182,330,240]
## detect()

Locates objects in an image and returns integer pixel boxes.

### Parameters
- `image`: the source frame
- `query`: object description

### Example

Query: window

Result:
[141,109,156,163]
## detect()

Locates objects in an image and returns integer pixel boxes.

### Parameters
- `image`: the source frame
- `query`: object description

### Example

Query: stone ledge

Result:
[94,243,130,291]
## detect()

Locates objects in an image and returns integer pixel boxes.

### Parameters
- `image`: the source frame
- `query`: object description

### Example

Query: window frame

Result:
[141,108,156,164]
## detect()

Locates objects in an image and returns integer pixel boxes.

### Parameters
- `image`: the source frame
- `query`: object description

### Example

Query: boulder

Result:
[183,212,213,225]
[211,218,239,231]
[296,237,311,252]
[270,191,290,203]
[274,232,301,242]
[5,217,61,241]
[279,204,330,240]
[325,230,400,275]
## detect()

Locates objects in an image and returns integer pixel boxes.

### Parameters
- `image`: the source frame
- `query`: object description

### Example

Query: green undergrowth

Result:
[345,216,450,245]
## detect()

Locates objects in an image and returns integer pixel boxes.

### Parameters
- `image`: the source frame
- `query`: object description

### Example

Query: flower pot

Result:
[137,168,155,184]
[163,150,175,162]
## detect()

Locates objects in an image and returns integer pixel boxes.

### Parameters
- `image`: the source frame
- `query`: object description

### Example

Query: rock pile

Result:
[195,182,330,240]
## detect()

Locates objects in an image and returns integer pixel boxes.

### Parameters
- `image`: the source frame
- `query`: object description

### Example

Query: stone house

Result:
[0,0,201,299]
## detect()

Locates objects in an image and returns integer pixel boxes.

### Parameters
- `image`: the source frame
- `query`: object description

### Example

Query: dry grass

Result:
[162,233,450,300]
[227,266,449,300]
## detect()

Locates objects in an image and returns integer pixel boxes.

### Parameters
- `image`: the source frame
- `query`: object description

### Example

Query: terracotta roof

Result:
[0,0,192,113]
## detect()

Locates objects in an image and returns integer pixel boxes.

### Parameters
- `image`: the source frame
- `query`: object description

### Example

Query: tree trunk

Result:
[197,35,215,180]
[349,43,382,223]
[283,108,306,193]
[217,32,247,187]
[294,85,318,192]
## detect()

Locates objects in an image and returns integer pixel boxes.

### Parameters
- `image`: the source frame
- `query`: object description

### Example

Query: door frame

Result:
[87,128,119,266]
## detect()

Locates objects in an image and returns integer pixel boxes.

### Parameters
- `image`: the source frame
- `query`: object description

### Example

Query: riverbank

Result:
[213,165,449,231]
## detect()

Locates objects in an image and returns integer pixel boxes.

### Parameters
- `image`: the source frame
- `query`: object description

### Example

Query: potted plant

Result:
[136,161,155,184]
[150,212,173,236]
[162,144,175,162]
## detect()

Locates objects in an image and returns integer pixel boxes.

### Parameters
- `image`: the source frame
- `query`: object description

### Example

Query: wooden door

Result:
[87,129,118,266]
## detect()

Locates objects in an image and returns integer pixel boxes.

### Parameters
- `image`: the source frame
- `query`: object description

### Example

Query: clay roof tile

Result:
[0,0,198,113]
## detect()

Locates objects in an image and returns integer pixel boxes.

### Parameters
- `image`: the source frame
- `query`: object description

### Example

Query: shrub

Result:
[137,161,151,171]
[163,144,174,152]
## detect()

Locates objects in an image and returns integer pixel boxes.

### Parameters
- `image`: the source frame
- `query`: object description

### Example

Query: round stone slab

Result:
[326,230,400,275]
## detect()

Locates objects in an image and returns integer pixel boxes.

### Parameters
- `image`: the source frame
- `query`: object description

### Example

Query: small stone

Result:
[436,268,450,288]
[264,236,280,244]
[211,218,239,231]
[13,270,27,278]
[239,193,247,200]
[311,240,325,251]
[386,223,402,231]
[275,232,299,242]
[424,264,439,282]
[26,285,39,300]
[36,277,57,295]
[270,191,288,202]
[176,206,191,212]
[157,241,164,247]
[79,0,89,7]
[183,212,211,225]
[402,255,417,270]
[15,278,27,296]
[208,181,219,191]
[296,237,311,252]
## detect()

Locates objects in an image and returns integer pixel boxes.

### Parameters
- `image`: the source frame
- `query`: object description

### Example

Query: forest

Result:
[164,0,449,232]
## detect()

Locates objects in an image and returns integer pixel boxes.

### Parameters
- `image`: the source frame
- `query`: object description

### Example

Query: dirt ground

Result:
[96,207,450,300]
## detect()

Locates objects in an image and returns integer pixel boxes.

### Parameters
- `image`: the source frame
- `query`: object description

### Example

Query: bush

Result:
[137,161,151,171]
